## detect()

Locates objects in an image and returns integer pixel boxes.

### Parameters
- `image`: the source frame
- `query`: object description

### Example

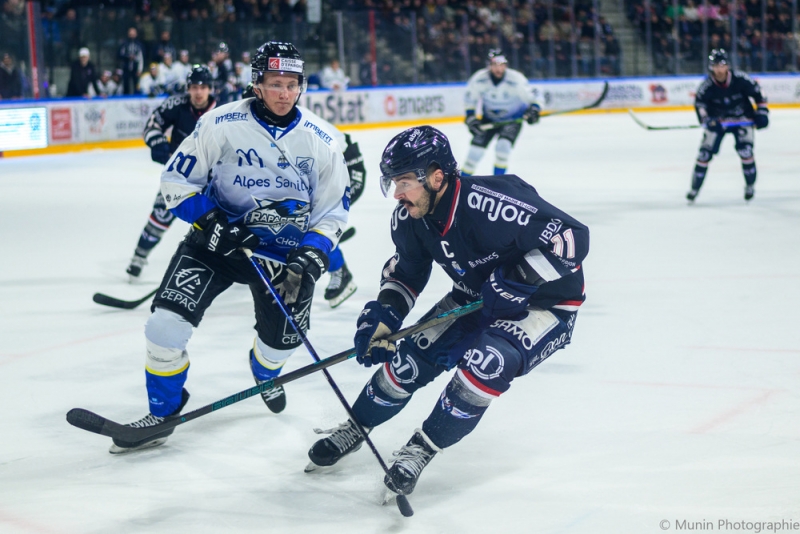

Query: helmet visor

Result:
[379,168,426,197]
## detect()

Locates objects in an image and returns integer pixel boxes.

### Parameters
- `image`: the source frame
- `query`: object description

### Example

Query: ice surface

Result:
[1,110,798,533]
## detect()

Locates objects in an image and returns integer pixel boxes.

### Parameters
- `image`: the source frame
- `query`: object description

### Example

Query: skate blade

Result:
[326,282,357,308]
[304,461,337,473]
[108,437,167,454]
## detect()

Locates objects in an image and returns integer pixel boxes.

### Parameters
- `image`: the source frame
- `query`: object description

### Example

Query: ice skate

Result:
[305,419,370,472]
[324,263,357,308]
[686,189,699,202]
[250,350,287,414]
[383,429,441,496]
[744,185,754,201]
[126,253,148,281]
[109,388,189,454]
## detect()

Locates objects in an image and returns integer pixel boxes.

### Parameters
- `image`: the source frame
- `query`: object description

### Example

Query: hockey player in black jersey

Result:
[306,126,589,498]
[125,65,216,280]
[688,49,769,202]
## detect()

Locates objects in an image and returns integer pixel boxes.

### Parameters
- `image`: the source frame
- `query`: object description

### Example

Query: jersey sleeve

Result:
[515,201,589,284]
[464,71,483,115]
[376,207,434,317]
[301,141,350,252]
[694,79,711,122]
[160,117,222,224]
[743,73,768,108]
[144,96,181,148]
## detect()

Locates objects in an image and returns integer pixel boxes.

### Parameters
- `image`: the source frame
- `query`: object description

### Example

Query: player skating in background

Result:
[126,65,216,280]
[110,41,350,454]
[461,49,541,176]
[306,126,588,499]
[687,49,769,202]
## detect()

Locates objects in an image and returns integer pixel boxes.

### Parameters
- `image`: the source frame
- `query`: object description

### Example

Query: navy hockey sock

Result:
[135,218,172,258]
[742,161,756,186]
[351,365,412,428]
[421,375,490,449]
[691,162,709,191]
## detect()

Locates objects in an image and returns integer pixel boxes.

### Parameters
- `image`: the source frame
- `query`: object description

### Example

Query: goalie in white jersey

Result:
[461,49,541,176]
[109,41,351,454]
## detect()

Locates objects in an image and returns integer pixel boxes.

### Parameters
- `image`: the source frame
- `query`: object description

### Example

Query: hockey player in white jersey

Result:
[461,49,541,176]
[109,41,351,454]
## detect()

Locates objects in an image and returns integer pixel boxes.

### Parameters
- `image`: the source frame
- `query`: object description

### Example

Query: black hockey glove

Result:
[703,118,724,133]
[754,108,769,129]
[343,134,366,204]
[150,141,171,165]
[191,208,259,257]
[480,266,539,321]
[465,114,483,137]
[354,301,403,367]
[275,246,329,306]
[523,103,541,125]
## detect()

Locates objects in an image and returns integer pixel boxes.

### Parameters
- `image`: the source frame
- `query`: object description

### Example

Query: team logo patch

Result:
[465,345,505,380]
[246,197,310,234]
[390,353,419,384]
[295,157,314,176]
[160,255,214,312]
[277,155,289,169]
[439,391,479,419]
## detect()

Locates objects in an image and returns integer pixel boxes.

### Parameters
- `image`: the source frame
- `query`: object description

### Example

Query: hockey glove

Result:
[465,114,483,137]
[523,103,541,125]
[275,246,329,306]
[754,108,769,129]
[703,118,724,133]
[150,141,171,165]
[354,301,403,367]
[480,266,539,321]
[191,208,259,257]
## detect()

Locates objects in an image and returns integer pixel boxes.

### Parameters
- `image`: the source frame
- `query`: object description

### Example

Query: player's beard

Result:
[400,193,430,219]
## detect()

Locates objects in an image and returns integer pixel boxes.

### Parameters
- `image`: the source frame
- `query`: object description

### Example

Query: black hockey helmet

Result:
[379,126,458,197]
[251,41,306,92]
[708,48,729,68]
[488,48,508,65]
[186,64,212,87]
[217,42,229,54]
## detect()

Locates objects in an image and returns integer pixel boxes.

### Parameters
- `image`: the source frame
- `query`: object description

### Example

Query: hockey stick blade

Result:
[92,288,158,310]
[66,300,484,443]
[339,227,356,244]
[541,80,609,118]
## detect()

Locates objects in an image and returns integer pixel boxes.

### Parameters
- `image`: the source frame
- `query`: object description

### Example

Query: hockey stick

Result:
[540,80,609,118]
[339,227,356,243]
[66,299,480,439]
[244,250,415,516]
[627,109,754,130]
[477,80,610,130]
[92,288,158,310]
[91,230,353,311]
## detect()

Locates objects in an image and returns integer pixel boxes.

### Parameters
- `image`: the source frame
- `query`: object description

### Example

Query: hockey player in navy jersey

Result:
[126,65,216,280]
[109,42,350,454]
[306,126,588,498]
[461,49,541,176]
[687,49,769,202]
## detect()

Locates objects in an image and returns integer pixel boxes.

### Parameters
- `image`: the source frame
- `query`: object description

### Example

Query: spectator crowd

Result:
[0,0,798,100]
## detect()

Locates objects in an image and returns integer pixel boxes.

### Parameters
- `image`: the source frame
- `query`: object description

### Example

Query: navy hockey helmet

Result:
[251,41,306,93]
[488,48,508,65]
[379,126,458,197]
[186,64,212,87]
[708,48,729,69]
